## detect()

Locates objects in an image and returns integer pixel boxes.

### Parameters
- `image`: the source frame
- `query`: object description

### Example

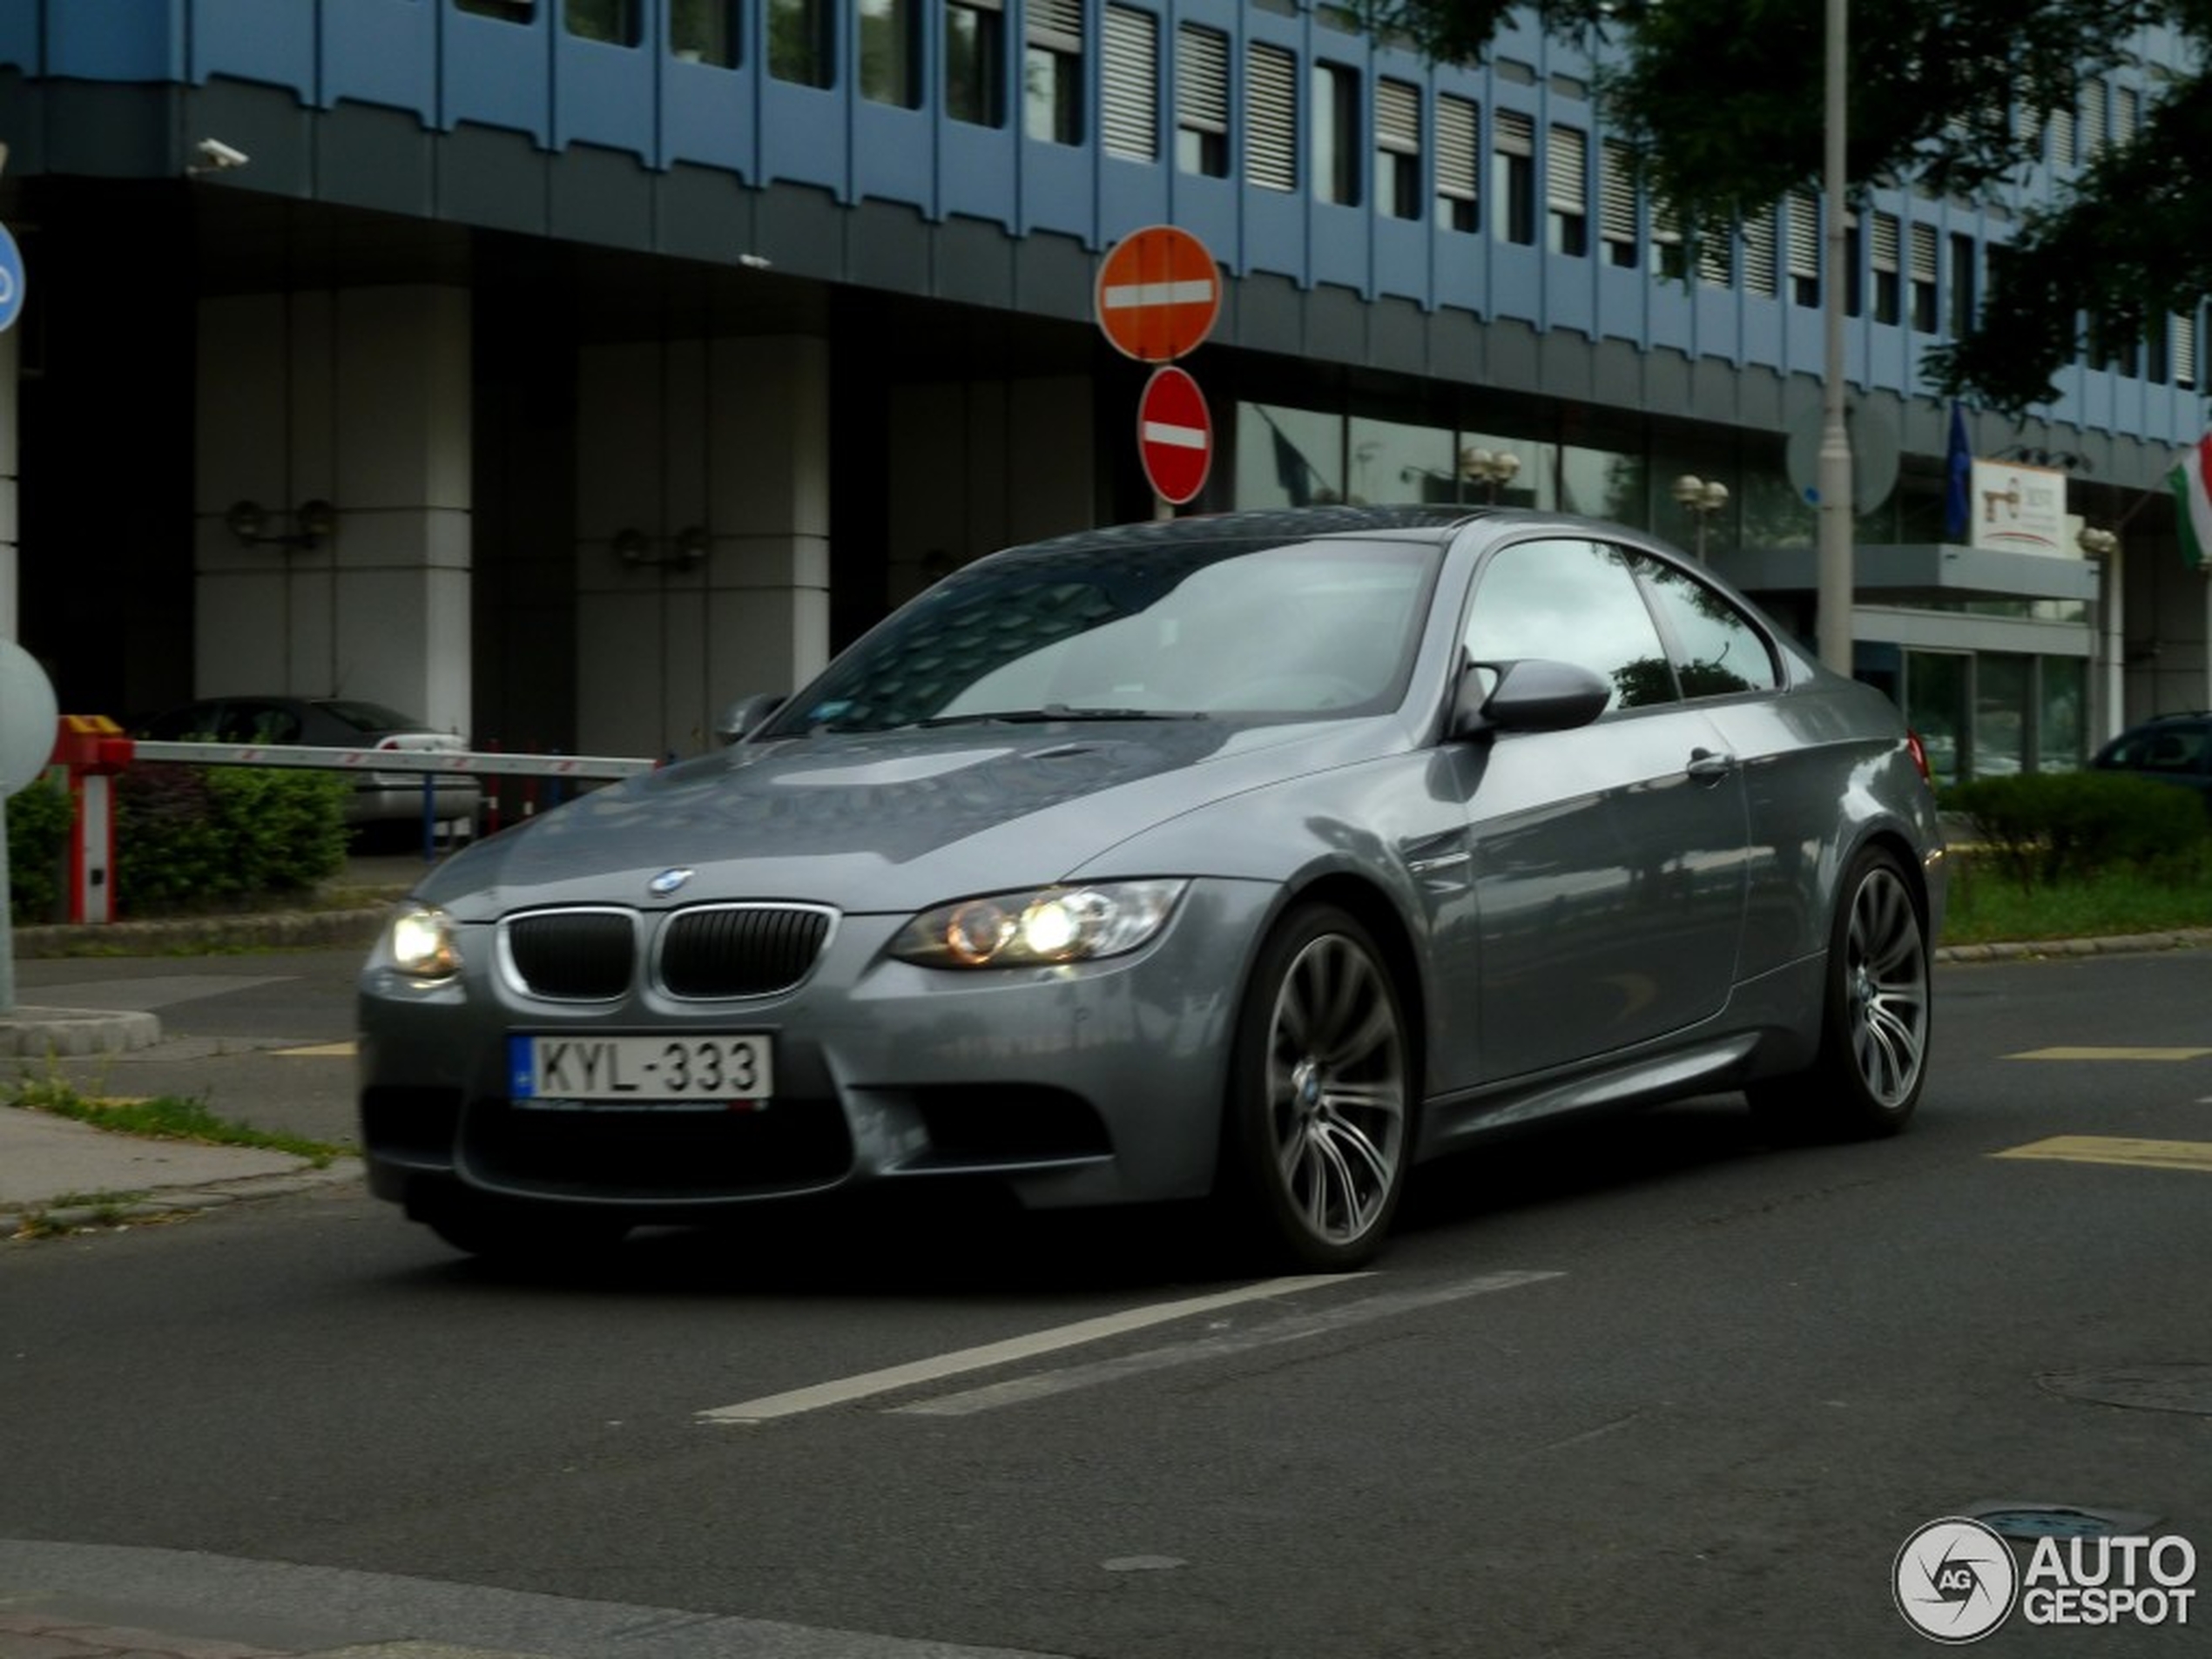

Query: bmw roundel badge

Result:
[648,867,695,896]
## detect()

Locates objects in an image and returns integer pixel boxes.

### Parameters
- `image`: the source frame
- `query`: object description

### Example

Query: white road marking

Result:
[891,1270,1562,1417]
[697,1274,1359,1425]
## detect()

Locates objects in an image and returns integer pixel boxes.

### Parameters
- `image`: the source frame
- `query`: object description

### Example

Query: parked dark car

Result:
[134,695,480,828]
[359,506,1946,1271]
[2090,712,2212,805]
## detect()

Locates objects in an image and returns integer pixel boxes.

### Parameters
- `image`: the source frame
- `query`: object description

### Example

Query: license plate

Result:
[509,1033,774,1104]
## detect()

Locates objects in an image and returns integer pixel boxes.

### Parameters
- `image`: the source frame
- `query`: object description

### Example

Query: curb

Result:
[10,904,393,961]
[2,1157,365,1242]
[1933,927,2212,963]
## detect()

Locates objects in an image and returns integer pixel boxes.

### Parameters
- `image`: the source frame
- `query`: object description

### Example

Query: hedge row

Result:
[1942,771,2209,887]
[6,766,349,924]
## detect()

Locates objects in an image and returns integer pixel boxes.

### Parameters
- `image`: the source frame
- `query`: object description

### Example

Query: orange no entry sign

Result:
[1096,226,1220,363]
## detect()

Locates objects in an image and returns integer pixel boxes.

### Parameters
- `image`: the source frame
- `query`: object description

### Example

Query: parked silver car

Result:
[359,507,1945,1270]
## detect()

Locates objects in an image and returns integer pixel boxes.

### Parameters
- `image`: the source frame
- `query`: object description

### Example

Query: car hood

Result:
[419,718,1405,916]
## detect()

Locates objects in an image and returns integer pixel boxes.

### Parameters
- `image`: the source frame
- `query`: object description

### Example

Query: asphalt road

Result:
[3,945,2209,1656]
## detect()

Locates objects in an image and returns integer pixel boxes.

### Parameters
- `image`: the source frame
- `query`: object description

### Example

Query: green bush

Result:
[115,765,351,913]
[1942,771,2209,888]
[4,773,73,924]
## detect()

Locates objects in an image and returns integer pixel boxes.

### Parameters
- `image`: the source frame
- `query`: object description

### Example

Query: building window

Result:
[1870,212,1901,325]
[2080,78,2107,161]
[1493,109,1535,246]
[860,0,921,105]
[1025,0,1083,145]
[1786,190,1819,307]
[2046,102,2075,166]
[565,0,638,44]
[1100,4,1157,160]
[2115,84,2139,145]
[1598,140,1636,267]
[1176,24,1228,176]
[1313,62,1359,206]
[769,0,833,85]
[1650,199,1685,280]
[947,0,1005,126]
[1246,41,1298,192]
[671,0,738,64]
[2176,312,2200,390]
[1909,221,1938,332]
[1696,223,1732,288]
[1376,78,1420,220]
[1947,232,1977,338]
[1741,208,1777,297]
[1435,95,1478,232]
[456,0,533,19]
[1546,124,1588,257]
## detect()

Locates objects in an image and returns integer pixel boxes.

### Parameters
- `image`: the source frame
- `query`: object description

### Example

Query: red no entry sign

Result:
[1138,367,1212,506]
[1096,225,1219,363]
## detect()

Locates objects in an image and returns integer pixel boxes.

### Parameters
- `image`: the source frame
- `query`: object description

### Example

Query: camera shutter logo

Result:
[1895,1517,2020,1642]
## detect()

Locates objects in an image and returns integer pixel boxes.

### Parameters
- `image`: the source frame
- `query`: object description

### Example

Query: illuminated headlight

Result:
[889,880,1187,968]
[383,904,462,980]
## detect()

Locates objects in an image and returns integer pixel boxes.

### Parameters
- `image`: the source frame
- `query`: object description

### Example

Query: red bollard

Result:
[50,715,133,924]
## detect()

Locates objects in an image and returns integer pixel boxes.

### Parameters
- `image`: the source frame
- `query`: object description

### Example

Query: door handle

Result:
[1686,748,1737,784]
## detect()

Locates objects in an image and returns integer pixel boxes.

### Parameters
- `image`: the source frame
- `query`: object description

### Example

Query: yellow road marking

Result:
[1994,1136,2212,1173]
[2005,1046,2212,1062]
[273,1041,356,1057]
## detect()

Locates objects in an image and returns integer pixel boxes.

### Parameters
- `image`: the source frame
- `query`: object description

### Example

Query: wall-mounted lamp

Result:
[2077,525,2120,559]
[188,137,250,177]
[613,525,710,570]
[1460,447,1521,503]
[1671,475,1730,562]
[226,499,335,550]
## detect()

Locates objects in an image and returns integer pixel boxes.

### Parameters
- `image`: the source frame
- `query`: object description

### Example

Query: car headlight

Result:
[383,903,462,980]
[889,880,1187,968]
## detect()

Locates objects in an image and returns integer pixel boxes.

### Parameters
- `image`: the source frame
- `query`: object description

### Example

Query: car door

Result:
[1459,536,1751,1080]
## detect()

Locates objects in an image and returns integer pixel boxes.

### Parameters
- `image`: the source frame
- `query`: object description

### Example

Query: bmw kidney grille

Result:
[502,904,833,1001]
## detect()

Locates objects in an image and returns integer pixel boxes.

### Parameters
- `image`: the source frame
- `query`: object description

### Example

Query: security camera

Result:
[193,138,249,172]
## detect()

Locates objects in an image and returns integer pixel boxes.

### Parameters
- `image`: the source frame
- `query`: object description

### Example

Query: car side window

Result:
[1632,552,1779,698]
[1463,538,1678,712]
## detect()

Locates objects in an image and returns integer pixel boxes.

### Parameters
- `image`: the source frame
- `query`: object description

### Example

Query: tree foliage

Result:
[1352,0,2212,416]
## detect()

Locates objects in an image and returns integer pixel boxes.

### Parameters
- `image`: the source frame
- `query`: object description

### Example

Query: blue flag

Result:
[1943,402,1973,542]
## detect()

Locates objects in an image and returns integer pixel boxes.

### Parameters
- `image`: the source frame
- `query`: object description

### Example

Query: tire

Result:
[1749,845,1931,1141]
[1221,903,1416,1272]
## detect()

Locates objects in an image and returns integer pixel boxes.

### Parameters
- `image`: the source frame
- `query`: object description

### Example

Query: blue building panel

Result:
[1371,215,1427,309]
[1487,239,1545,332]
[938,117,1016,229]
[1021,140,1095,242]
[1163,172,1238,280]
[1310,200,1365,295]
[759,81,846,196]
[1432,230,1483,316]
[660,57,754,178]
[188,0,314,96]
[1098,154,1173,248]
[852,100,934,216]
[555,32,659,158]
[440,5,552,145]
[1240,185,1305,286]
[322,0,436,119]
[49,0,184,81]
[0,3,38,75]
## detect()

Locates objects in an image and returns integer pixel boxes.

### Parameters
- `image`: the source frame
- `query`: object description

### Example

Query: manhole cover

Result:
[1966,1502,2164,1540]
[2038,1364,2212,1418]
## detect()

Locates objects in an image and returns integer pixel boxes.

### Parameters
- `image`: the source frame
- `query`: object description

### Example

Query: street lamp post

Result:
[1815,0,1855,674]
[1671,474,1730,562]
[1460,447,1521,504]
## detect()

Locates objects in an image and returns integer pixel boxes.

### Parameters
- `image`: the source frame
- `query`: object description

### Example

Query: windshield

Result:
[767,535,1444,736]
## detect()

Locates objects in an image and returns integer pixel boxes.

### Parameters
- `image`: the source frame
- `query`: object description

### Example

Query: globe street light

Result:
[1460,447,1521,503]
[1672,474,1730,562]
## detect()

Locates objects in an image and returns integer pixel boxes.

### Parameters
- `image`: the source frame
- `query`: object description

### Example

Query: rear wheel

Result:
[1221,904,1414,1271]
[1750,846,1930,1140]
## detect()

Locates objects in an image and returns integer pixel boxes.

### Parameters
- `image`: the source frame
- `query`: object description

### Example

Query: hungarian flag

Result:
[2171,432,2212,570]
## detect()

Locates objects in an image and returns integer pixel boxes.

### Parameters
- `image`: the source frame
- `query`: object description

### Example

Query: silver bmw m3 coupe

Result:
[359,506,1945,1270]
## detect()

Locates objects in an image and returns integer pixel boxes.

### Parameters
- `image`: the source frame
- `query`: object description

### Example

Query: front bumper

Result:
[357,877,1279,1222]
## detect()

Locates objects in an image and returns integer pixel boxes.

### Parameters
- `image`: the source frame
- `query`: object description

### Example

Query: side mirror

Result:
[1449,658,1611,739]
[715,693,786,746]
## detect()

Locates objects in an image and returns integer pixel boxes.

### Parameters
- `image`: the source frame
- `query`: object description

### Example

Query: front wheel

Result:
[1220,904,1415,1271]
[1750,846,1931,1140]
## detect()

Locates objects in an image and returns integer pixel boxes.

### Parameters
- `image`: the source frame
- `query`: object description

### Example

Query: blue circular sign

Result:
[0,224,24,334]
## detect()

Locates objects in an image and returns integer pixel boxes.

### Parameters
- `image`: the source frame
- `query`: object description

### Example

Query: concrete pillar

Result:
[0,325,16,642]
[195,287,472,737]
[575,334,832,760]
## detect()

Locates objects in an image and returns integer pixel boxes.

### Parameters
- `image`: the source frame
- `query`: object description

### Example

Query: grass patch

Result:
[1939,849,2212,947]
[12,1190,154,1238]
[3,1073,346,1167]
